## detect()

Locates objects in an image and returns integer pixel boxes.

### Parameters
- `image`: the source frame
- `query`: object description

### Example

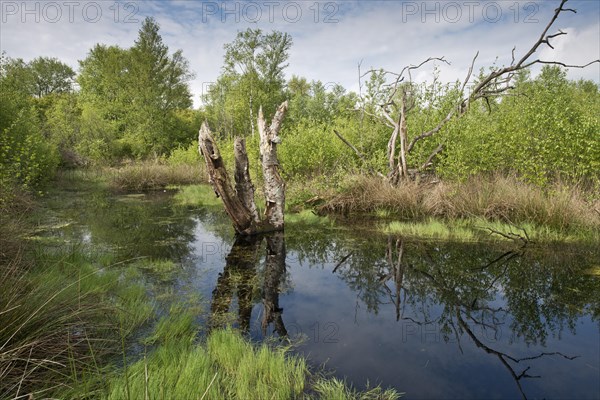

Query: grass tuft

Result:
[312,377,402,400]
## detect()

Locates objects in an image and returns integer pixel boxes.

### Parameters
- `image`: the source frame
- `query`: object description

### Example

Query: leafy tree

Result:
[0,54,59,190]
[28,57,75,98]
[78,17,194,159]
[204,28,292,138]
[0,56,74,99]
[438,66,600,185]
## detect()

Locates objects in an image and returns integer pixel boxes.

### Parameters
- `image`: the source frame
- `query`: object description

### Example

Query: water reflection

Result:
[369,238,579,399]
[211,228,599,399]
[210,233,288,338]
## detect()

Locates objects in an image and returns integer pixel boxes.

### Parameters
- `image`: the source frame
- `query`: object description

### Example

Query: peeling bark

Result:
[258,101,288,230]
[198,101,289,234]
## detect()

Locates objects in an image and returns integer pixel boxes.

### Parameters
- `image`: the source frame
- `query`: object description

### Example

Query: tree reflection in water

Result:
[332,236,593,400]
[210,233,288,338]
[209,226,598,399]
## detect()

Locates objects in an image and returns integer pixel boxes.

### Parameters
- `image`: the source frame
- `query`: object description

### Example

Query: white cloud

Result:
[1,0,598,108]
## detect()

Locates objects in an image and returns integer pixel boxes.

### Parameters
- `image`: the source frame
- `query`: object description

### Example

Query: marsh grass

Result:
[380,217,600,243]
[131,258,180,282]
[312,377,402,400]
[172,184,223,207]
[322,174,600,240]
[103,328,306,399]
[98,325,402,399]
[381,219,476,241]
[286,209,334,227]
[108,161,207,191]
[0,237,156,399]
[143,304,199,346]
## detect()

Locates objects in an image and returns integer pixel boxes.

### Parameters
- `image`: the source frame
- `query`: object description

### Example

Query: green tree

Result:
[78,18,194,159]
[437,66,600,185]
[0,56,74,98]
[0,54,59,191]
[204,28,292,138]
[28,57,75,98]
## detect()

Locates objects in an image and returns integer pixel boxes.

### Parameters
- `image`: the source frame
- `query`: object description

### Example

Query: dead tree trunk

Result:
[198,122,258,235]
[258,101,288,230]
[198,101,289,235]
[234,137,260,224]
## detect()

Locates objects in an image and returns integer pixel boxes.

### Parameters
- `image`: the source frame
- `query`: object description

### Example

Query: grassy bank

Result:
[93,325,400,400]
[315,174,600,243]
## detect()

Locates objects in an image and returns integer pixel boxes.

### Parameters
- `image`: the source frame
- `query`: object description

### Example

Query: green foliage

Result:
[203,28,292,138]
[1,55,59,190]
[167,140,202,166]
[77,17,194,159]
[0,55,74,98]
[278,115,388,180]
[173,184,223,207]
[438,66,600,185]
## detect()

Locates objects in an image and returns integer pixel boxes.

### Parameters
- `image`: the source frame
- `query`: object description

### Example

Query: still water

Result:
[39,185,600,399]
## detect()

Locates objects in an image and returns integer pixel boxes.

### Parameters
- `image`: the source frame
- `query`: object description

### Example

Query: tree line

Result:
[1,14,599,194]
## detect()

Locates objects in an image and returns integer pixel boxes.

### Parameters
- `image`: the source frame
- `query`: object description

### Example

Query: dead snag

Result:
[258,101,288,230]
[234,137,260,224]
[198,122,257,235]
[198,101,289,235]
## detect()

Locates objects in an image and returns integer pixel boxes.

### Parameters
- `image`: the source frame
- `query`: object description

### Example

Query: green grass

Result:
[95,327,402,399]
[108,161,207,191]
[320,175,600,241]
[172,184,224,207]
[312,377,402,400]
[381,219,476,241]
[0,236,160,399]
[143,304,199,346]
[286,209,333,226]
[379,218,600,244]
[102,328,306,399]
[131,258,180,282]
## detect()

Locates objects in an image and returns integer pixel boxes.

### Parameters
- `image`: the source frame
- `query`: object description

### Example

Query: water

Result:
[38,185,600,399]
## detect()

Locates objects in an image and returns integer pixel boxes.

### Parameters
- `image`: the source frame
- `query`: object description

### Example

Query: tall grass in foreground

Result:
[0,238,154,398]
[100,326,400,400]
[322,174,600,234]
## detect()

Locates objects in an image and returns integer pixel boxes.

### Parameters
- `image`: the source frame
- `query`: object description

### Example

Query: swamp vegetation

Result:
[1,1,599,398]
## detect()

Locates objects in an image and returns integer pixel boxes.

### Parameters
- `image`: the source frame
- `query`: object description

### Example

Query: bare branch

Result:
[333,130,386,178]
[420,143,444,170]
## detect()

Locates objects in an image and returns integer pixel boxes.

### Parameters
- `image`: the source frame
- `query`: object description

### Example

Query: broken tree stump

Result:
[198,101,289,235]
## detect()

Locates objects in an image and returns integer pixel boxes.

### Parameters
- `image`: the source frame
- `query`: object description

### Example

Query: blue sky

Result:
[1,0,598,107]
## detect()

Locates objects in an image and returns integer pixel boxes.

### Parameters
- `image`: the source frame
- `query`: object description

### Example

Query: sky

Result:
[1,0,599,108]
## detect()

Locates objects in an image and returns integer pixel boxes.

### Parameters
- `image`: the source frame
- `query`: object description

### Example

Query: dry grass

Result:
[321,174,600,231]
[108,161,207,191]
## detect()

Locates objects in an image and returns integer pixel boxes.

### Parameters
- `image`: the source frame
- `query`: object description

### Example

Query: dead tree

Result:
[199,101,288,235]
[340,0,599,184]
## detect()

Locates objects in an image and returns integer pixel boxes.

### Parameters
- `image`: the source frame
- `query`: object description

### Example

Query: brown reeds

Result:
[321,174,600,231]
